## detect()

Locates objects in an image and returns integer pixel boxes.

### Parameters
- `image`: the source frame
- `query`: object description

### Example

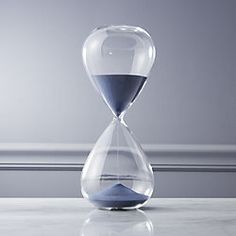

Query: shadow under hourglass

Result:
[80,209,154,236]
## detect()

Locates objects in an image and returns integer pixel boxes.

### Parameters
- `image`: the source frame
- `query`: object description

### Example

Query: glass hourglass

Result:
[81,25,156,210]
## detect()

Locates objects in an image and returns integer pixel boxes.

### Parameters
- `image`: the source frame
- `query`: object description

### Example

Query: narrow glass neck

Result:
[113,114,125,124]
[111,109,126,120]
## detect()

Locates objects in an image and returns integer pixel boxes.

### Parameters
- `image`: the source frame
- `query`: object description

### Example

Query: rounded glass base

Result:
[90,200,149,211]
[83,182,152,210]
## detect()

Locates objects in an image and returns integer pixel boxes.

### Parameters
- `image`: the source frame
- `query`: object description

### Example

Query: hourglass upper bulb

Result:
[82,25,156,117]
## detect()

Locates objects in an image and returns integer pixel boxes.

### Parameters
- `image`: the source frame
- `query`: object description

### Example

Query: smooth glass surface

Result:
[81,118,154,209]
[82,25,155,117]
[81,25,156,210]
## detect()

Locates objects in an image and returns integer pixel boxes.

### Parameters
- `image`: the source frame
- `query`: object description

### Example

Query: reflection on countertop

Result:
[0,198,236,236]
[81,209,153,236]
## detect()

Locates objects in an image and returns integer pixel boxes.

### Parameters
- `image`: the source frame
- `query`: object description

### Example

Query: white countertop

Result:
[0,198,235,235]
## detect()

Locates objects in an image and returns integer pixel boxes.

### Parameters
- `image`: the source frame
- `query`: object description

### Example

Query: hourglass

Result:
[81,25,156,210]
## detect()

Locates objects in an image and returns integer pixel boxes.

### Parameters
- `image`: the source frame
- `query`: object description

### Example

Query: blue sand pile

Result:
[92,74,147,117]
[89,183,148,208]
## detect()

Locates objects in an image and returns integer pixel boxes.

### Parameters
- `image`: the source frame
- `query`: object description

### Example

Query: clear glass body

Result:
[81,25,156,210]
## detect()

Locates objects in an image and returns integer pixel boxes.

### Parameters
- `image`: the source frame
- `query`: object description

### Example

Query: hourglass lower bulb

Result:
[81,25,156,210]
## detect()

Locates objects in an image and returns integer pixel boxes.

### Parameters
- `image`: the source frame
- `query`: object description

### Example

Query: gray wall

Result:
[0,144,236,197]
[0,0,235,145]
[1,171,236,198]
[0,0,236,197]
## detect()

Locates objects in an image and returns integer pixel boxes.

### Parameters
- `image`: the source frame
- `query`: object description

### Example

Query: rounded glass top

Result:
[82,25,156,76]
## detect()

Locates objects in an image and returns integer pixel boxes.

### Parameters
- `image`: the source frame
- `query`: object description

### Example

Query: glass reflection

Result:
[80,209,153,236]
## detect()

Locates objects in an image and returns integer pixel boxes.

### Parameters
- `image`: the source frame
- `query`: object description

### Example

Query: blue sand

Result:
[89,183,149,208]
[92,74,147,117]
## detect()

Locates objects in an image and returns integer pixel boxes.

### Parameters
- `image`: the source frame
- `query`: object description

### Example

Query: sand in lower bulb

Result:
[89,183,149,209]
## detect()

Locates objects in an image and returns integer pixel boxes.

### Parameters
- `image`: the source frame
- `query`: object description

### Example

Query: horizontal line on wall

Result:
[0,143,235,172]
[0,163,236,172]
[0,163,84,171]
[0,143,236,153]
[152,164,236,172]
